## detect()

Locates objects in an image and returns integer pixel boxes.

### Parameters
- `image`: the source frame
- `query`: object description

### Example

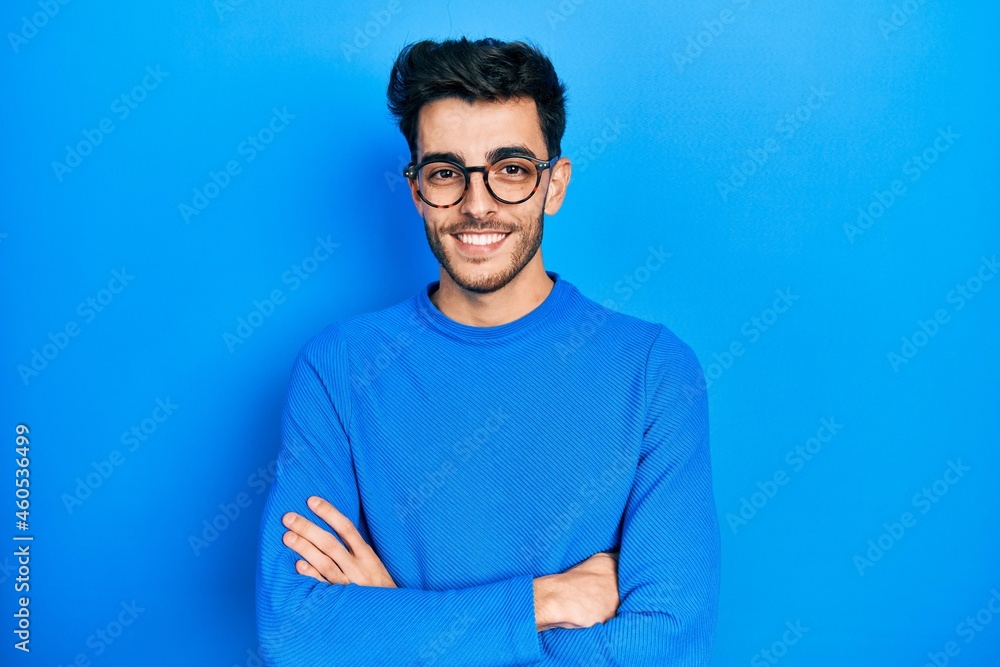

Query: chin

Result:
[447,263,518,294]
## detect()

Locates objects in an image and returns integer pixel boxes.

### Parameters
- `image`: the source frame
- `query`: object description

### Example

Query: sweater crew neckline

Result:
[415,271,568,342]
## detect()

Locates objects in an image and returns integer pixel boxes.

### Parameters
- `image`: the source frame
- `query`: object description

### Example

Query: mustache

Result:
[444,222,516,234]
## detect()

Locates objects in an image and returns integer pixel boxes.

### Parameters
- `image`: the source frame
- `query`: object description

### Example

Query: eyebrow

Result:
[418,144,539,165]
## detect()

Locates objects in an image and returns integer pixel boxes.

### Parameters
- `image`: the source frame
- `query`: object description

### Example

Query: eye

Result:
[432,169,454,179]
[503,164,526,175]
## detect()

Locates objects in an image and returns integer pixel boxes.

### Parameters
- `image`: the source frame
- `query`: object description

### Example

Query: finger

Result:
[294,558,345,585]
[294,559,329,584]
[303,497,370,583]
[282,530,350,585]
[307,496,369,556]
[283,531,349,585]
[282,510,352,566]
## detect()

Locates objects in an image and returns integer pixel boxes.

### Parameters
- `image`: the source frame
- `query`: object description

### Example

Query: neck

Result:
[429,256,555,327]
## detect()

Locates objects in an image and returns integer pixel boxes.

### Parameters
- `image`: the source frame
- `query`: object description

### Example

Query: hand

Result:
[281,495,397,588]
[535,550,620,631]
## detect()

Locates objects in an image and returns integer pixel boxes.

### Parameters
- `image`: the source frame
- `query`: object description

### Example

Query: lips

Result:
[451,228,511,236]
[451,231,510,255]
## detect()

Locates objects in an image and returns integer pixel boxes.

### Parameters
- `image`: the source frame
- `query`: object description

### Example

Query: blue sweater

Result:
[256,270,720,666]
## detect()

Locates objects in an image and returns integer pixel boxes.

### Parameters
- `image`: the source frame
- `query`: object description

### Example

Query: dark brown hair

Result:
[387,37,568,162]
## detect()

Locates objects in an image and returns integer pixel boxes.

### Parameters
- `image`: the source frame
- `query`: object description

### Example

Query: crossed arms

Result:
[255,326,720,665]
[279,494,621,631]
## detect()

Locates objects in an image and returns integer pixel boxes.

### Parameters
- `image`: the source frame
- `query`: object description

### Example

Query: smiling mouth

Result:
[452,231,510,245]
[450,231,511,255]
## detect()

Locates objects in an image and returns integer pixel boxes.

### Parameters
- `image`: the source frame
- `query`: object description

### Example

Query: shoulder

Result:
[295,293,417,365]
[647,324,702,376]
[559,281,704,398]
[643,324,707,422]
[561,281,664,350]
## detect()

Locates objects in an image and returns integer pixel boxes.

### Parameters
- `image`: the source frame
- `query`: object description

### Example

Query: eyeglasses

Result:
[403,153,560,208]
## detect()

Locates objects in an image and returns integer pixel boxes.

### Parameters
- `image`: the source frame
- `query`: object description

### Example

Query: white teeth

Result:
[457,233,507,246]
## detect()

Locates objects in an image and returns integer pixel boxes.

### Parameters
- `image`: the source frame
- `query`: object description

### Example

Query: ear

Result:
[543,156,572,216]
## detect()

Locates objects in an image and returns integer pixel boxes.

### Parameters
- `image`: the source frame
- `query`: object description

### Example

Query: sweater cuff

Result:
[482,573,542,665]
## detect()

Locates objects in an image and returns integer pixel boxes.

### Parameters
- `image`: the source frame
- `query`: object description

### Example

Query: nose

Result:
[458,170,499,218]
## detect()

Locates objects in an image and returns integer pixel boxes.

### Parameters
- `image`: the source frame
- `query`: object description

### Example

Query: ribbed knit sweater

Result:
[255,270,720,666]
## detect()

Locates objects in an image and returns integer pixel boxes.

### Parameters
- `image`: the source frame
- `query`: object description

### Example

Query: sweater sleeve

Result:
[255,330,543,667]
[533,326,721,665]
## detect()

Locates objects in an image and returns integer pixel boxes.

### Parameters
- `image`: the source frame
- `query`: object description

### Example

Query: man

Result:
[256,36,720,666]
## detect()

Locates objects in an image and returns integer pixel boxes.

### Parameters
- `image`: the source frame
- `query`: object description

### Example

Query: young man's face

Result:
[409,95,570,294]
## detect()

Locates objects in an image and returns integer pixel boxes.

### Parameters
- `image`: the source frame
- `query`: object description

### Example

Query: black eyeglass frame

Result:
[403,153,561,208]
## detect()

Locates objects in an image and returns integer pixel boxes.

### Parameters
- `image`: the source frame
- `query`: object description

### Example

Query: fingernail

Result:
[308,497,320,509]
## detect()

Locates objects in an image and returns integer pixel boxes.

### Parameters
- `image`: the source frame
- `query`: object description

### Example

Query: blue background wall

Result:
[2,1,998,665]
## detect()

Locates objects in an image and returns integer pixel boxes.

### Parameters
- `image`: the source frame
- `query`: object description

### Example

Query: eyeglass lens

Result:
[416,157,539,206]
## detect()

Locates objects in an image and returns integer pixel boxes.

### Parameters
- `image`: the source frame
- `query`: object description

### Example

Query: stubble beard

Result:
[424,210,545,295]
